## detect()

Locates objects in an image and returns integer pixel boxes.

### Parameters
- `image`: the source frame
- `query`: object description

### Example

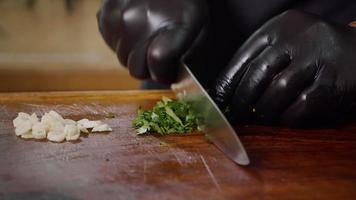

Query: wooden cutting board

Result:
[0,90,356,200]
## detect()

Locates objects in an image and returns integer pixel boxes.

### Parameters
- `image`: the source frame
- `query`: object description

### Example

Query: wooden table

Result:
[0,90,355,200]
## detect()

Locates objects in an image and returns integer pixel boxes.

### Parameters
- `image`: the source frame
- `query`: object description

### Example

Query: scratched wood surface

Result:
[0,90,356,200]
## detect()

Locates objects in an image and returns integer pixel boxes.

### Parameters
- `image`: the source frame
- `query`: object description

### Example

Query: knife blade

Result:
[171,62,250,165]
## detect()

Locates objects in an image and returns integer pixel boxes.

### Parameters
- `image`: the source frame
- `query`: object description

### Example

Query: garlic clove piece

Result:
[21,131,34,139]
[64,124,80,141]
[29,113,39,125]
[77,119,102,129]
[13,112,30,127]
[64,119,76,125]
[15,120,32,136]
[47,131,66,142]
[92,123,112,132]
[32,122,47,139]
[77,123,89,133]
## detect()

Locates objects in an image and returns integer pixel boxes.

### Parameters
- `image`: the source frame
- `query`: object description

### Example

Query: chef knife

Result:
[171,62,250,165]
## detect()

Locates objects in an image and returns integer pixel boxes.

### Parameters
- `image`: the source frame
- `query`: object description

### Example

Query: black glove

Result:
[97,0,208,84]
[210,10,356,126]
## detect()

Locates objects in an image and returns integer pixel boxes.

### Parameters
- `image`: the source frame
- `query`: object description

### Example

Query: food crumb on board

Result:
[159,141,169,147]
[12,110,112,143]
[105,112,117,119]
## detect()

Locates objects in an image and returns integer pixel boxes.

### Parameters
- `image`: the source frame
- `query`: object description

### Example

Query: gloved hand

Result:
[97,0,208,84]
[210,10,356,126]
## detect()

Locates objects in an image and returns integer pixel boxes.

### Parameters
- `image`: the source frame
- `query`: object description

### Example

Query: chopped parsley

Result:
[132,96,200,135]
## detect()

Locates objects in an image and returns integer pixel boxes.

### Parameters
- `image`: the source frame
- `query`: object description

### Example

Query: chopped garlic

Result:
[92,123,112,132]
[47,131,66,142]
[64,119,76,125]
[48,110,64,122]
[32,122,47,139]
[15,120,32,136]
[77,118,89,124]
[14,111,112,142]
[77,123,89,133]
[64,124,80,141]
[18,112,31,118]
[77,119,102,129]
[29,113,39,125]
[13,112,30,127]
[21,131,34,139]
[41,113,53,130]
[41,113,64,132]
[49,121,64,132]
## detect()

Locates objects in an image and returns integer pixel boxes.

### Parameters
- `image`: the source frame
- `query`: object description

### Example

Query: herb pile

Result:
[133,96,200,135]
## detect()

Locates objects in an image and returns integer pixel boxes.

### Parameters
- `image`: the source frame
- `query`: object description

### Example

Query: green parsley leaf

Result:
[132,96,200,135]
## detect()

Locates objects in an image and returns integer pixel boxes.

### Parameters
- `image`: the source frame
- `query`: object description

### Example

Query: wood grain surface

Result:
[0,90,356,200]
